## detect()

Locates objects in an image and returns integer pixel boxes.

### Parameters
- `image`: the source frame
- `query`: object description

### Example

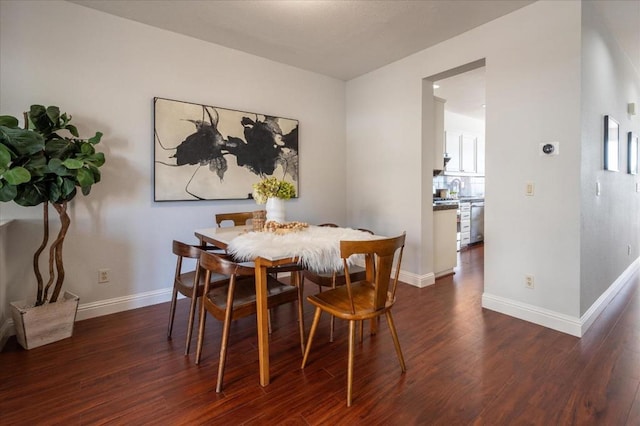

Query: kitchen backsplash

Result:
[433,175,485,198]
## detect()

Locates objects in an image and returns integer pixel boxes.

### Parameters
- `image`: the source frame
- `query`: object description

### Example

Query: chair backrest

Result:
[199,250,255,278]
[172,240,204,280]
[340,232,406,311]
[215,212,253,228]
[173,240,204,260]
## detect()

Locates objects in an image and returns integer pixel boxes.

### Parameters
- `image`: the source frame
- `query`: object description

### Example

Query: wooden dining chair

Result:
[195,250,305,392]
[215,211,253,228]
[216,211,305,349]
[301,232,407,407]
[301,224,374,341]
[167,240,229,355]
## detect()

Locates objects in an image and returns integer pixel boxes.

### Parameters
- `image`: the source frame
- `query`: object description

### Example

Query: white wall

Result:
[0,1,346,320]
[580,2,640,315]
[347,2,585,327]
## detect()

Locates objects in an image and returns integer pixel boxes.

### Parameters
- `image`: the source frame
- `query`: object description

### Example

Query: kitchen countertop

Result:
[433,203,458,211]
[458,197,485,203]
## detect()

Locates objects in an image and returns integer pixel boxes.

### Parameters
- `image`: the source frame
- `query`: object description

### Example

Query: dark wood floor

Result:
[2,244,640,425]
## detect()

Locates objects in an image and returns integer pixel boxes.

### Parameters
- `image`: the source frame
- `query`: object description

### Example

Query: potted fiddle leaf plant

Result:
[0,104,105,349]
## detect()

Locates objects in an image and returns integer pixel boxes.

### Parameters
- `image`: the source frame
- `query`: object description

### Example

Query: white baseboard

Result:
[482,257,640,337]
[481,293,582,337]
[76,288,174,321]
[0,288,174,348]
[580,257,640,335]
[400,270,435,288]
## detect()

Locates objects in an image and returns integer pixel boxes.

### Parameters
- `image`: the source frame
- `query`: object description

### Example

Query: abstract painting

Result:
[154,97,299,201]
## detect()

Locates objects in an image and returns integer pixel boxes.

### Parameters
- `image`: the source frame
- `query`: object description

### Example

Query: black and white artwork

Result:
[154,97,299,201]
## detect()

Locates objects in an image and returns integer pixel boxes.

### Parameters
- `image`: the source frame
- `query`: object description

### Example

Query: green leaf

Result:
[62,158,83,169]
[28,105,51,133]
[61,177,75,197]
[80,143,95,155]
[14,182,47,206]
[23,153,48,177]
[0,126,45,155]
[47,158,71,176]
[88,132,103,144]
[0,115,19,128]
[81,185,91,196]
[88,165,101,183]
[49,180,61,202]
[46,106,60,126]
[88,152,105,167]
[44,138,74,159]
[76,167,94,187]
[0,183,17,201]
[3,167,31,185]
[65,124,79,137]
[0,144,11,168]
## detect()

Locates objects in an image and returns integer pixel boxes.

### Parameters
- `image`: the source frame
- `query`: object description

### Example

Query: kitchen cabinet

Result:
[445,131,482,175]
[459,201,471,249]
[460,134,477,173]
[434,208,457,277]
[444,131,461,173]
[433,97,446,171]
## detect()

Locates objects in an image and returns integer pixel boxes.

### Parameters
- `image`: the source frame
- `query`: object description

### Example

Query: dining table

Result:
[193,224,380,387]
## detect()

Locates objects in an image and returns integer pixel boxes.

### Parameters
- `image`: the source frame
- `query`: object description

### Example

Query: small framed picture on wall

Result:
[604,115,619,171]
[628,132,638,175]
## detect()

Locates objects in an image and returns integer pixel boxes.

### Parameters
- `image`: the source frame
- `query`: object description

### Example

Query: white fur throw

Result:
[227,226,381,273]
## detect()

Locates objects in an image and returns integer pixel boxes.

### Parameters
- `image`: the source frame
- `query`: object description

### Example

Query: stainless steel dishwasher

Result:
[470,201,484,244]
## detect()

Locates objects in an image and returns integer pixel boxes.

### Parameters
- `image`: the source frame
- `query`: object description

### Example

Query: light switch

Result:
[596,181,601,196]
[525,182,535,196]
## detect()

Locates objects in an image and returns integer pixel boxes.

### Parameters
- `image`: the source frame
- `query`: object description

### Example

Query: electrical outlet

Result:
[525,274,534,289]
[98,268,110,283]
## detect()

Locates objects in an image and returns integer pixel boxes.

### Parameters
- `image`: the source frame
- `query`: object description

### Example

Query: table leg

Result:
[255,257,270,386]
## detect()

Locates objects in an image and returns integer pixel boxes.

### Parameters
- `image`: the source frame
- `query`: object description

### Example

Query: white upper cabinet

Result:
[445,130,461,173]
[445,131,480,175]
[460,134,477,174]
[433,97,446,171]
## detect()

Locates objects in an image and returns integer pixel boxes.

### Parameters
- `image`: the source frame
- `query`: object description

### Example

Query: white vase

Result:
[265,197,286,223]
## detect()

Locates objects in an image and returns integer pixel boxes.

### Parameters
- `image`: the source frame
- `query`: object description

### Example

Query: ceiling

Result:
[69,0,638,122]
[69,0,534,81]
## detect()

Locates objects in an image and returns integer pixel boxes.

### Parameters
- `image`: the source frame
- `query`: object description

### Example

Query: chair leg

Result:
[216,279,238,392]
[385,311,406,372]
[184,294,198,355]
[167,287,178,338]
[296,272,306,355]
[216,308,234,393]
[347,320,356,407]
[329,315,335,342]
[358,320,364,343]
[195,302,207,365]
[301,307,322,368]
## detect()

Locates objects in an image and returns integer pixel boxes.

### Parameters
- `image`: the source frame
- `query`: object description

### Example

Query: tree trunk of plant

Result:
[33,203,49,306]
[48,202,69,303]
